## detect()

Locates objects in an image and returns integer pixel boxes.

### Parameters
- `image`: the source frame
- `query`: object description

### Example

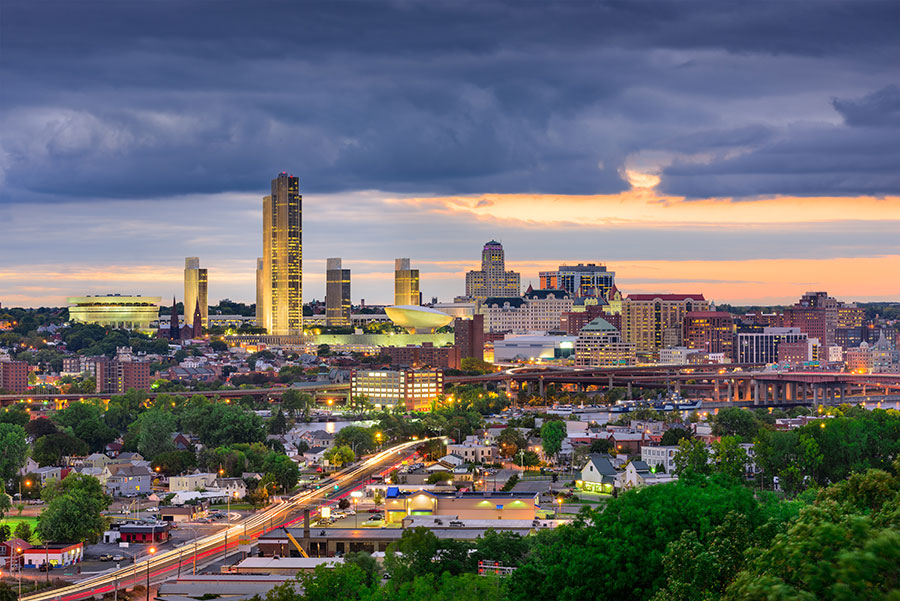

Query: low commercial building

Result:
[117,522,173,544]
[381,343,461,370]
[159,504,208,522]
[22,543,83,568]
[228,557,341,575]
[383,490,539,523]
[493,334,576,363]
[446,442,496,464]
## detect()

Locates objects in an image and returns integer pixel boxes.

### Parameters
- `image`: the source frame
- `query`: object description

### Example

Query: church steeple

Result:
[192,299,203,338]
[169,296,180,340]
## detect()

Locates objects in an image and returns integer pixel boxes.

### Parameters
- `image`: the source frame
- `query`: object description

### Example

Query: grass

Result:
[1,515,42,543]
[209,502,254,511]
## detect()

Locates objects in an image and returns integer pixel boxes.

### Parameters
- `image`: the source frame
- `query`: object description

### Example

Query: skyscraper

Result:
[261,173,303,335]
[184,257,208,328]
[394,258,420,306]
[539,263,615,299]
[255,257,266,328]
[465,240,520,301]
[325,258,351,327]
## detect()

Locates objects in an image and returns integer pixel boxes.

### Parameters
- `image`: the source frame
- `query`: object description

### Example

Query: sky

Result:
[1,0,898,308]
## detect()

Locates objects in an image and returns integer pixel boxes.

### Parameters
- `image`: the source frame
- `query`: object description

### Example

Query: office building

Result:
[574,317,635,367]
[381,343,461,370]
[539,263,616,299]
[777,339,821,365]
[183,257,208,328]
[255,257,267,328]
[325,258,351,327]
[493,334,576,362]
[0,360,28,393]
[95,358,151,394]
[735,327,807,364]
[454,314,485,362]
[481,288,573,334]
[394,258,420,306]
[67,295,161,331]
[620,294,710,355]
[785,291,838,347]
[465,241,520,301]
[350,369,443,412]
[683,311,735,360]
[261,173,303,335]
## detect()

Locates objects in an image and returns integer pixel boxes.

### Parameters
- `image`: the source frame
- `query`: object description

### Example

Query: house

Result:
[84,453,112,469]
[303,446,328,464]
[169,473,217,492]
[446,442,496,464]
[213,478,248,499]
[33,466,63,485]
[103,464,153,497]
[18,457,39,477]
[117,452,146,463]
[22,543,83,568]
[0,538,32,568]
[171,433,193,451]
[300,430,334,449]
[105,442,124,457]
[433,453,465,469]
[640,446,680,474]
[577,454,617,494]
[618,460,675,489]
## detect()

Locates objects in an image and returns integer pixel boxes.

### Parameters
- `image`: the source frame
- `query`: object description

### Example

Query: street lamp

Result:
[146,546,157,601]
[350,491,363,528]
[15,547,22,598]
[227,490,238,521]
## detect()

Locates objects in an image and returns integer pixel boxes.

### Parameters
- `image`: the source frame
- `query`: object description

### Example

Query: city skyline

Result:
[1,1,898,308]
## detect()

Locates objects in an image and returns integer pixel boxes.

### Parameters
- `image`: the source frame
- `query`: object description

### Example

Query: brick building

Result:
[0,360,28,393]
[683,311,735,360]
[454,314,485,362]
[95,358,151,394]
[382,343,461,370]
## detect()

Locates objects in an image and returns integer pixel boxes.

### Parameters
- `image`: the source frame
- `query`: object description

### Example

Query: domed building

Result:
[385,305,453,334]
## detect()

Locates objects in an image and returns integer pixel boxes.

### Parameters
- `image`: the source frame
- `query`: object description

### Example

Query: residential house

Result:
[640,446,680,474]
[169,473,217,492]
[577,454,617,494]
[618,460,675,489]
[446,442,496,464]
[213,477,248,499]
[33,466,63,485]
[171,433,193,451]
[84,453,112,469]
[0,538,31,568]
[300,430,335,449]
[18,457,39,477]
[104,464,153,496]
[303,447,328,465]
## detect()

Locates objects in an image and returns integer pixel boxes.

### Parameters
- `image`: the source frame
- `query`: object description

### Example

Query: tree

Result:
[660,427,692,446]
[294,563,370,601]
[263,453,299,491]
[268,409,288,435]
[25,416,58,439]
[347,394,374,417]
[711,407,760,441]
[32,432,89,466]
[324,445,355,467]
[152,450,197,475]
[53,402,117,451]
[588,438,614,455]
[14,520,33,543]
[344,551,382,586]
[281,389,313,418]
[334,426,376,455]
[540,420,566,460]
[0,423,27,484]
[497,427,528,458]
[0,582,17,601]
[0,407,29,427]
[38,473,111,543]
[426,471,453,484]
[711,436,749,480]
[133,410,177,460]
[0,483,10,521]
[672,438,711,478]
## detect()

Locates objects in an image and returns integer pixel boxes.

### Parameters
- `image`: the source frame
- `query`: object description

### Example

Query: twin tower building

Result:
[253,173,422,335]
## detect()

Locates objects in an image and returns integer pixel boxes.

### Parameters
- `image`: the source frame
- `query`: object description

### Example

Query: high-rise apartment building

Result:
[325,258,351,327]
[394,258,420,306]
[465,241,520,301]
[539,263,615,299]
[621,294,710,356]
[683,311,735,359]
[95,357,151,394]
[184,257,208,329]
[0,360,28,393]
[261,173,303,335]
[454,314,485,362]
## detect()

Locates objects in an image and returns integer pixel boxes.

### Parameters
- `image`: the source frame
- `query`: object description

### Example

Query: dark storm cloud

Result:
[0,0,898,203]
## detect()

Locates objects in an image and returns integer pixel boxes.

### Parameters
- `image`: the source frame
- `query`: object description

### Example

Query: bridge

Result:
[447,364,900,407]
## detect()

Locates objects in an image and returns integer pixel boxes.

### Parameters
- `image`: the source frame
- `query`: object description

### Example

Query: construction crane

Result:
[282,527,310,558]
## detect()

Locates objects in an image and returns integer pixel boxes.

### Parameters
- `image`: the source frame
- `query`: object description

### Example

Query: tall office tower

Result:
[325,258,351,326]
[785,291,838,347]
[539,263,616,299]
[184,257,208,329]
[394,258,420,306]
[465,240,520,301]
[620,294,711,356]
[262,173,303,335]
[255,257,267,328]
[683,311,735,359]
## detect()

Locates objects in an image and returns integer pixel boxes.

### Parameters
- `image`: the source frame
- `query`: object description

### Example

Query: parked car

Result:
[38,563,53,572]
[99,554,113,562]
[112,555,125,562]
[146,507,159,513]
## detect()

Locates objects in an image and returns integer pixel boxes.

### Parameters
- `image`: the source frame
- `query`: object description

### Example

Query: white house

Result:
[577,454,617,494]
[640,446,679,474]
[617,460,675,489]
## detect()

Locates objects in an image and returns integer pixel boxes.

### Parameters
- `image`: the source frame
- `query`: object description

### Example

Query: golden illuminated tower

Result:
[184,257,208,328]
[262,173,302,334]
[394,258,420,306]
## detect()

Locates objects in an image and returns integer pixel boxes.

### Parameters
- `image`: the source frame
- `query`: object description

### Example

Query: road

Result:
[21,440,423,601]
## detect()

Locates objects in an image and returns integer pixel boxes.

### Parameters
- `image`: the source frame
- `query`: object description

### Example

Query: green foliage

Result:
[32,432,89,466]
[712,407,761,440]
[334,426,377,455]
[711,436,749,481]
[0,483,10,521]
[152,450,197,475]
[673,437,711,479]
[459,357,495,374]
[38,473,111,543]
[540,420,566,459]
[0,407,30,427]
[24,416,58,439]
[281,389,313,418]
[324,445,355,467]
[263,453,299,491]
[497,426,528,457]
[132,409,177,460]
[500,474,520,491]
[659,427,692,446]
[268,409,288,435]
[54,402,117,451]
[0,423,27,483]
[426,471,453,484]
[180,396,265,447]
[14,520,33,542]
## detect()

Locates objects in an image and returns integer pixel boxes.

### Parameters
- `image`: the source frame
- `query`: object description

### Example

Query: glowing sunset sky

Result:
[1,1,898,307]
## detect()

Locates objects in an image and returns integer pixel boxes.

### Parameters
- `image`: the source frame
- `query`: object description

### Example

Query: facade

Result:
[385,305,452,334]
[785,291,838,347]
[493,334,576,362]
[560,304,609,335]
[621,294,710,356]
[0,359,28,393]
[735,327,807,364]
[255,257,266,328]
[464,241,520,301]
[67,295,161,331]
[169,473,217,492]
[382,344,461,370]
[325,258,351,327]
[184,257,209,328]
[394,258,420,306]
[640,446,679,474]
[481,289,573,334]
[777,339,820,365]
[103,464,153,496]
[95,358,150,393]
[454,314,485,362]
[574,317,635,367]
[445,442,496,464]
[539,263,615,299]
[23,543,83,569]
[261,173,303,335]
[117,522,172,544]
[384,490,538,523]
[350,369,443,412]
[683,311,735,359]
[577,454,618,493]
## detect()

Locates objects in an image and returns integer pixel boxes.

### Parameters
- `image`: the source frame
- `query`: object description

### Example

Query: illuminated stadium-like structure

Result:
[385,305,453,334]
